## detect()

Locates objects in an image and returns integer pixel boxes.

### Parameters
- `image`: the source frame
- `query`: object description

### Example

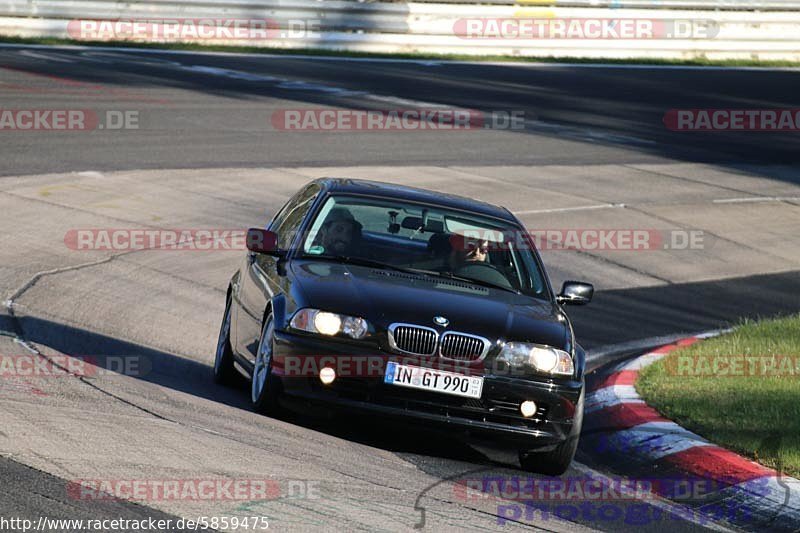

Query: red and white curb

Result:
[583,332,800,531]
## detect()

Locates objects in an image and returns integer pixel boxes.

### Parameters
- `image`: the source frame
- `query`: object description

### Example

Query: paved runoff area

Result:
[1,44,799,531]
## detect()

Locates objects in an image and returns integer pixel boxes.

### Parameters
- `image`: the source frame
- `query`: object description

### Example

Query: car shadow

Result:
[567,269,800,351]
[12,313,495,466]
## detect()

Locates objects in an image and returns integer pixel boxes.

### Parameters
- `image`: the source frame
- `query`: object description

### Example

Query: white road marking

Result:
[695,330,730,339]
[179,64,453,106]
[19,50,74,62]
[526,119,657,146]
[713,196,800,204]
[76,51,121,63]
[604,421,714,461]
[584,385,643,414]
[363,94,451,108]
[76,50,184,67]
[619,352,668,371]
[180,65,283,82]
[13,337,40,354]
[514,203,625,215]
[276,79,365,96]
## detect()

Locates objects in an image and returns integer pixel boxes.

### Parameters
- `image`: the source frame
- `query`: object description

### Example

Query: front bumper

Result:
[272,330,583,448]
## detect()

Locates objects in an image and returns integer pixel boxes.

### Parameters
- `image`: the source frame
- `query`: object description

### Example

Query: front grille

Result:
[390,325,437,355]
[440,332,488,361]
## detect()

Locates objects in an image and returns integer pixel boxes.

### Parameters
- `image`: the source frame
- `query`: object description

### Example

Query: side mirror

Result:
[246,228,280,255]
[557,281,593,306]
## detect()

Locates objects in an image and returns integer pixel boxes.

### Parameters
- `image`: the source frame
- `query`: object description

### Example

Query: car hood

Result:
[290,260,569,349]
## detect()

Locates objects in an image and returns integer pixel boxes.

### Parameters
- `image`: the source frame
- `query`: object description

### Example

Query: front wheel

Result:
[213,295,236,385]
[519,389,584,475]
[519,432,580,476]
[251,313,281,415]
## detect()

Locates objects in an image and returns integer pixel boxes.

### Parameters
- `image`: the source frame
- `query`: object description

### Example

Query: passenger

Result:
[426,233,452,270]
[448,234,489,271]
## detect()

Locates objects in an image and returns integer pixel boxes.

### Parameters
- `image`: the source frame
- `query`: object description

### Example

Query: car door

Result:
[234,184,321,365]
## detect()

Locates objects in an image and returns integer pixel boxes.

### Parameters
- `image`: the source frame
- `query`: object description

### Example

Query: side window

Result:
[269,184,320,250]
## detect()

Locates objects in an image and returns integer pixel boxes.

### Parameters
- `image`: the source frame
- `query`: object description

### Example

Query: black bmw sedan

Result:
[214,178,593,474]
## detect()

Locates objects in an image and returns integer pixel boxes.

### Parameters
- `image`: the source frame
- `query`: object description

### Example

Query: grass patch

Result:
[1,35,799,68]
[637,314,800,477]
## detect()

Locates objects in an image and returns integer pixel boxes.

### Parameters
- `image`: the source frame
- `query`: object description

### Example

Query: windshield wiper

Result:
[308,254,520,294]
[309,254,436,277]
[401,267,520,294]
[439,273,521,294]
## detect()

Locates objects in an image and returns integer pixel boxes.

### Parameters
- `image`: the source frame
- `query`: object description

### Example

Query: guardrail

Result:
[0,0,799,61]
[413,0,800,9]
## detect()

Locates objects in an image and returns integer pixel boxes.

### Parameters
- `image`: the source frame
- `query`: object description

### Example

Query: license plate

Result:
[384,362,483,399]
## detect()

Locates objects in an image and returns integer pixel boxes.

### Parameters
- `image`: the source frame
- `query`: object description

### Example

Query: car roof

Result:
[313,178,516,222]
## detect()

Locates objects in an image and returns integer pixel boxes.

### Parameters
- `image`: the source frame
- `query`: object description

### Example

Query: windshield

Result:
[299,195,549,299]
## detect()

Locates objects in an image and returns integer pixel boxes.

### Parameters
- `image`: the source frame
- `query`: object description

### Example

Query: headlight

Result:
[496,342,574,377]
[314,312,341,336]
[289,309,370,340]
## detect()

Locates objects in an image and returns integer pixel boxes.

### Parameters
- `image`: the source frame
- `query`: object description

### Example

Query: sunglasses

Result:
[467,242,489,254]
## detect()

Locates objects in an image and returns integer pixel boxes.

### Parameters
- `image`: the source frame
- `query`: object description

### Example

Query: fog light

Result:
[320,367,336,385]
[520,400,537,418]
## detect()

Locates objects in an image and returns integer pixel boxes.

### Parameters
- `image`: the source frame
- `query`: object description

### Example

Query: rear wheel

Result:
[519,389,584,475]
[251,313,281,415]
[213,295,236,385]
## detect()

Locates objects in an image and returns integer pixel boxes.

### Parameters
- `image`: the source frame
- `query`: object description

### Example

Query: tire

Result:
[251,313,281,415]
[213,295,237,385]
[519,388,584,476]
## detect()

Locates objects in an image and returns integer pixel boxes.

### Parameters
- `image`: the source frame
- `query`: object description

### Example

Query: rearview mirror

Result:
[557,281,593,306]
[246,228,280,254]
[401,216,444,233]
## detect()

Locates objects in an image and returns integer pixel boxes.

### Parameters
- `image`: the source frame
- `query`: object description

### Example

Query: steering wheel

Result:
[453,262,514,290]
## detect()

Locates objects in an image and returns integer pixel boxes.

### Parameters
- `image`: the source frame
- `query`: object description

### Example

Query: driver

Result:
[448,234,489,271]
[318,207,363,255]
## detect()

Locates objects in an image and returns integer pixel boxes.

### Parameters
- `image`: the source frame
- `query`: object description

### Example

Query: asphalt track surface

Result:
[1,44,799,532]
